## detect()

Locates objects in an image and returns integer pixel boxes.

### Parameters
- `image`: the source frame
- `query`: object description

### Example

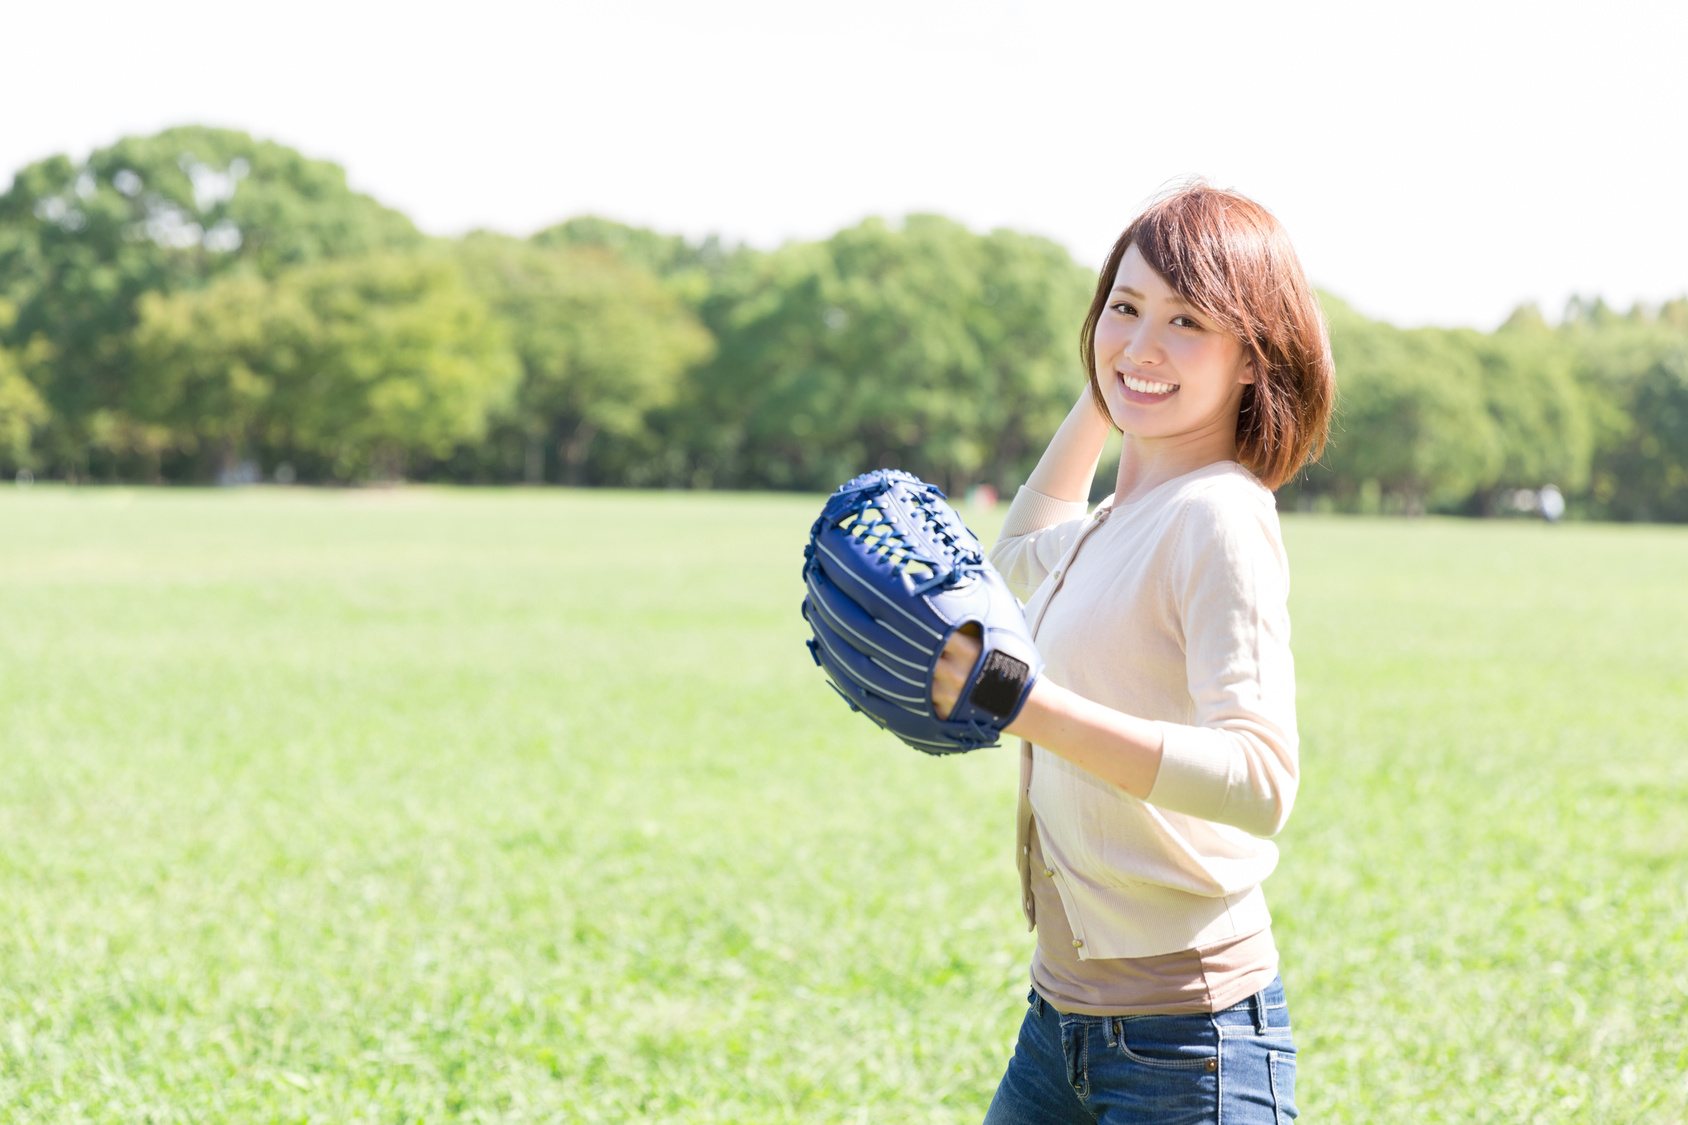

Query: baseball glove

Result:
[801,469,1043,755]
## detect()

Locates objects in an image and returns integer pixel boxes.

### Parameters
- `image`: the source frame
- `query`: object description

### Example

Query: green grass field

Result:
[0,487,1684,1124]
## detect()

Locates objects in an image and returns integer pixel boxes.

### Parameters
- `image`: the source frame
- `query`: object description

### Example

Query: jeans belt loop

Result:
[1252,989,1268,1035]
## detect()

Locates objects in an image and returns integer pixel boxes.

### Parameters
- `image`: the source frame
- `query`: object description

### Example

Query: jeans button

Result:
[1205,1057,1217,1072]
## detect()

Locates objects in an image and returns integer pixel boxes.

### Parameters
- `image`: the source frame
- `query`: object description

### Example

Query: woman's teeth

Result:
[1123,373,1177,395]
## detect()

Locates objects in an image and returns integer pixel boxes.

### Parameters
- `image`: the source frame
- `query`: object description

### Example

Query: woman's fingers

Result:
[931,625,983,720]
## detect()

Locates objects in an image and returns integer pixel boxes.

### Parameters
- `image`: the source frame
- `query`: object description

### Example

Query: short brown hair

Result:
[1081,183,1334,490]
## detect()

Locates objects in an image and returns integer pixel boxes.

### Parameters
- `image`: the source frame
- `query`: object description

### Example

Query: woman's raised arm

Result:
[1021,388,1114,503]
[986,388,1115,601]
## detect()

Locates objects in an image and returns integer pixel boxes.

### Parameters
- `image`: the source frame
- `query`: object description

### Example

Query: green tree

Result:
[0,126,420,475]
[0,300,47,469]
[532,216,723,283]
[452,233,714,484]
[130,274,306,478]
[1317,297,1501,512]
[0,353,47,471]
[132,254,519,480]
[1465,308,1593,500]
[965,228,1098,488]
[1558,296,1688,517]
[671,214,1093,493]
[1594,350,1688,521]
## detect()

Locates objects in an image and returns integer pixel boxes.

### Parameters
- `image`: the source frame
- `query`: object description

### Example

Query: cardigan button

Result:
[1071,939,1083,948]
[1042,868,1054,877]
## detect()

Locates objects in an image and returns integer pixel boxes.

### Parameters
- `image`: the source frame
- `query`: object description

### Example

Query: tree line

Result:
[3,126,1686,521]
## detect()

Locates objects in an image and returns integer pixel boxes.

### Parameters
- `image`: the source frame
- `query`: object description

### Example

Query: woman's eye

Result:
[1112,302,1138,316]
[1172,315,1201,329]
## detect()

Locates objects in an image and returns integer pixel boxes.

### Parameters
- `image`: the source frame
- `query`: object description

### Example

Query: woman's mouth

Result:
[1118,371,1178,398]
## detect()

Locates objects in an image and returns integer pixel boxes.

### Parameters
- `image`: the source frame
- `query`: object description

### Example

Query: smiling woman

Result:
[1090,244,1257,452]
[1081,185,1334,496]
[930,183,1337,1125]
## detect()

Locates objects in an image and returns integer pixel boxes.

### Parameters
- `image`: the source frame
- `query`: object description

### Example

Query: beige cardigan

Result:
[989,462,1299,960]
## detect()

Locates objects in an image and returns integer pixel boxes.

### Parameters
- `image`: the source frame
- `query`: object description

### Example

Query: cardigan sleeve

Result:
[987,485,1091,603]
[1145,490,1300,839]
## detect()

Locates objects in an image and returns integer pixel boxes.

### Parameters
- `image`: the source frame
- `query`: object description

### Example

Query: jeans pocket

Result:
[1114,1014,1219,1070]
[1268,1048,1298,1122]
[1102,1015,1220,1122]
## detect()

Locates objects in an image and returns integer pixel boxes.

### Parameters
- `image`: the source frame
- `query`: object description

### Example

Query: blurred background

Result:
[4,0,1687,518]
[4,4,1688,1123]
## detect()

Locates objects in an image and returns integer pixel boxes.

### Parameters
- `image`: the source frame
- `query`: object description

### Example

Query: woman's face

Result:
[1093,245,1254,445]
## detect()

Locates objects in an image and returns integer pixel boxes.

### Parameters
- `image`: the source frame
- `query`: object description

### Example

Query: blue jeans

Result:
[983,976,1297,1125]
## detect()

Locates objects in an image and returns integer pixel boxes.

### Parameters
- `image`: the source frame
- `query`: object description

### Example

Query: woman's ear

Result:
[1237,354,1259,386]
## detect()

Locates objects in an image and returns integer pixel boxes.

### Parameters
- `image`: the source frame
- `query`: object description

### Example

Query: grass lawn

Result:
[0,486,1683,1123]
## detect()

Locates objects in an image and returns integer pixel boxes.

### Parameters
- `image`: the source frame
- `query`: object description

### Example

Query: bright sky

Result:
[7,0,1687,329]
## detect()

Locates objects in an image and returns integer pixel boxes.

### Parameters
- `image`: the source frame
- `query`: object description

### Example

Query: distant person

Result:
[932,183,1334,1124]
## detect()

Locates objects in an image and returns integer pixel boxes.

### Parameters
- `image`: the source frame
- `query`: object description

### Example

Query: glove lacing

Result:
[833,484,985,596]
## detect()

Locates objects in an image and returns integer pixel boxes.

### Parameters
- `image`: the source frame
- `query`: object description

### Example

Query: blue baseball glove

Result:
[801,469,1043,755]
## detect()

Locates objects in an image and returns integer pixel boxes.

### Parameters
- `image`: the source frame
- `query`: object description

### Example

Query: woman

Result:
[932,184,1335,1124]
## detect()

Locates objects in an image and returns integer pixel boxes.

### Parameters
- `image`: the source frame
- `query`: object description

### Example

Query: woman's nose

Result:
[1121,323,1160,366]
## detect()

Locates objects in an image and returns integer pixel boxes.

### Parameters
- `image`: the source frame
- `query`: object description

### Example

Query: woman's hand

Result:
[930,624,983,720]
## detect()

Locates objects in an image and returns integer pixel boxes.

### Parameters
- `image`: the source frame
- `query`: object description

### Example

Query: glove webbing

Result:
[837,488,984,596]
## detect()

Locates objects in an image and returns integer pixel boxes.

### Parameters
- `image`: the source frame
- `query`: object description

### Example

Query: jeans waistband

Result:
[1031,974,1288,1035]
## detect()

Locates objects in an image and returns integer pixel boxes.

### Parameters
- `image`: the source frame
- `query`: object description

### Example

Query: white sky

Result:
[5,0,1687,329]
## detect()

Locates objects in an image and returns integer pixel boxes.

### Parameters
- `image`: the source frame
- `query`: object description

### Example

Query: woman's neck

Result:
[1111,426,1240,507]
